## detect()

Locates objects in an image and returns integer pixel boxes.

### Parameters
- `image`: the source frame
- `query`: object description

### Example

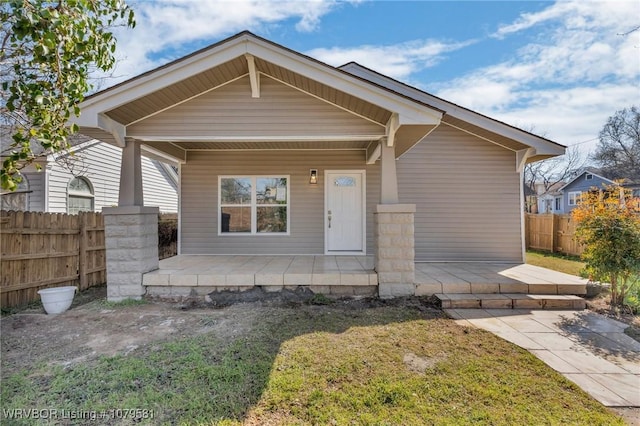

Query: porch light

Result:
[309,169,318,184]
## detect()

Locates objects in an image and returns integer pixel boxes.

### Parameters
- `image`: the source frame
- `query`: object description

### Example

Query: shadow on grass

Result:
[1,297,443,425]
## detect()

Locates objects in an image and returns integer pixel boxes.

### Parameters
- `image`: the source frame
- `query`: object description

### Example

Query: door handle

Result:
[328,210,332,228]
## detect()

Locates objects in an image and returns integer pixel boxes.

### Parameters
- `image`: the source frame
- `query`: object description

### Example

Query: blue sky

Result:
[107,0,640,155]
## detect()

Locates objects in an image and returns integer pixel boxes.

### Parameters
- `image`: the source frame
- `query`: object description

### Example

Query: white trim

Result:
[324,169,366,255]
[245,54,260,98]
[519,167,526,262]
[340,62,565,157]
[217,175,290,236]
[177,162,182,256]
[131,135,383,143]
[76,33,442,130]
[558,170,616,192]
[568,191,582,206]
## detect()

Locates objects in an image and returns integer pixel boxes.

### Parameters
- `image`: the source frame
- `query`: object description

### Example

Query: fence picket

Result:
[0,210,106,309]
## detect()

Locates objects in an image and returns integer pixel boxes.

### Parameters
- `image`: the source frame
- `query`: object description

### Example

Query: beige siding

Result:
[128,75,384,139]
[180,150,380,255]
[397,125,523,262]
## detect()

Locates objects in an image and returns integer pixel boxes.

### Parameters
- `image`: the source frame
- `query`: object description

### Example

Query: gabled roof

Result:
[75,31,564,164]
[558,170,617,192]
[339,62,565,160]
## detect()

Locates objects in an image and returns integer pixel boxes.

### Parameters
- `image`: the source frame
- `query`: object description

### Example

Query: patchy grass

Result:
[1,304,622,425]
[526,250,586,276]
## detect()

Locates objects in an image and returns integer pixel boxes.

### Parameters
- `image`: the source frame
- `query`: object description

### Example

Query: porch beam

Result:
[142,141,187,164]
[118,138,144,206]
[245,54,260,98]
[98,113,126,147]
[366,140,382,164]
[386,113,400,147]
[380,139,399,204]
[516,147,536,172]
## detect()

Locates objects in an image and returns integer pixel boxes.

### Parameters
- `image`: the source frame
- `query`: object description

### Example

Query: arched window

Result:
[1,175,29,211]
[67,177,94,214]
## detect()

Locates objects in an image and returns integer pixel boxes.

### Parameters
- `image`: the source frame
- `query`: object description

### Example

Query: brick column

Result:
[103,206,159,301]
[374,204,416,298]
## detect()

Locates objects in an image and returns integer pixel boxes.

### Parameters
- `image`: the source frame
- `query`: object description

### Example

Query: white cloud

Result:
[307,39,475,80]
[103,0,348,83]
[434,0,640,151]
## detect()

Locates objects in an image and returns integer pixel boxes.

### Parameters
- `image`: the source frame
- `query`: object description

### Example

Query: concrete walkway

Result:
[446,309,640,407]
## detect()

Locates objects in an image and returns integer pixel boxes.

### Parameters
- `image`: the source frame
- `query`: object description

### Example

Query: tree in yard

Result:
[572,185,640,309]
[523,145,586,213]
[592,106,640,182]
[0,0,135,191]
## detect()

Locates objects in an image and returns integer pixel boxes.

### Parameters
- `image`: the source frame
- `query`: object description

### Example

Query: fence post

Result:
[550,214,556,253]
[79,212,88,290]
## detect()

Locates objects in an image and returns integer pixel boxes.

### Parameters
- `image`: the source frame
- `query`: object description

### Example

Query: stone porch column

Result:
[104,138,159,301]
[104,206,159,301]
[375,204,416,298]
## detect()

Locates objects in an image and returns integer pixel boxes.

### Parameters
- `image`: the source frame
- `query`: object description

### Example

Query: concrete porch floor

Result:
[143,255,377,287]
[143,256,587,296]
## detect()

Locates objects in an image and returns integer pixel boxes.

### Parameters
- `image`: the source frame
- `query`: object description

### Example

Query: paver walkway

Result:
[446,309,640,407]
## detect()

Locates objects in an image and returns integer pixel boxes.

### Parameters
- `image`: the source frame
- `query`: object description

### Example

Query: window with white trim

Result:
[568,191,581,206]
[68,177,94,214]
[555,197,561,211]
[219,176,289,234]
[585,173,593,180]
[1,174,29,211]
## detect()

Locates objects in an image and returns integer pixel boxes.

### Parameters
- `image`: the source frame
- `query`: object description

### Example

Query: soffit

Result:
[443,116,529,151]
[105,56,248,125]
[255,58,392,125]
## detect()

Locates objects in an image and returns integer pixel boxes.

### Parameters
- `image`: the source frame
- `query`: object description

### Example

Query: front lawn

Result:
[0,300,622,425]
[526,249,586,276]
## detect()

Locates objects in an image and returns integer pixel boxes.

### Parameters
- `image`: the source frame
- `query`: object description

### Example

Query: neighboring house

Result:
[74,31,565,265]
[1,136,178,213]
[557,170,616,214]
[535,181,565,214]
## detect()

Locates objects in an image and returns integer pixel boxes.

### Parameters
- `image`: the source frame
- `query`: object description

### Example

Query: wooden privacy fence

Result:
[1,210,106,308]
[525,213,584,256]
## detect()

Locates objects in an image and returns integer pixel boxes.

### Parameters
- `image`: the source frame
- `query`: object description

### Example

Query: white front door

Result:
[326,171,365,253]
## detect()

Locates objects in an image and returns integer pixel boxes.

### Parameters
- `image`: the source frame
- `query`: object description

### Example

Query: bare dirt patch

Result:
[1,287,438,376]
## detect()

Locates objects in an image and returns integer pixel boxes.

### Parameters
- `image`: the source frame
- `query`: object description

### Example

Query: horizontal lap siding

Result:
[128,76,384,138]
[181,150,380,255]
[47,142,177,213]
[398,125,522,262]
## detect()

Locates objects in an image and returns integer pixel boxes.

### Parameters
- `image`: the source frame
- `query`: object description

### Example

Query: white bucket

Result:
[37,286,77,314]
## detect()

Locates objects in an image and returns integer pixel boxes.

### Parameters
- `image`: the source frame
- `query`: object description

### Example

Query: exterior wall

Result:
[9,166,45,212]
[45,141,177,213]
[128,76,384,139]
[562,173,613,213]
[397,125,523,262]
[180,150,380,255]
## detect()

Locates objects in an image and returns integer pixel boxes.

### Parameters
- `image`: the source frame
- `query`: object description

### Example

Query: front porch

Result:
[142,256,588,301]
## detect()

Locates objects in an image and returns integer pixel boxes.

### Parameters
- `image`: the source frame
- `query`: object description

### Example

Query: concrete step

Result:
[435,293,586,310]
[428,282,587,296]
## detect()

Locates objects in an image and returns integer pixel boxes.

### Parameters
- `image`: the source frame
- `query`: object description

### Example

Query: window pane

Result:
[1,193,27,211]
[221,206,251,232]
[257,178,287,204]
[69,177,91,193]
[69,196,93,214]
[221,178,251,204]
[257,206,287,233]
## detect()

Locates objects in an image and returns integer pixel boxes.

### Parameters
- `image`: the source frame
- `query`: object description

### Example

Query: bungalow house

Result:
[72,31,567,301]
[557,170,616,214]
[1,132,178,214]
